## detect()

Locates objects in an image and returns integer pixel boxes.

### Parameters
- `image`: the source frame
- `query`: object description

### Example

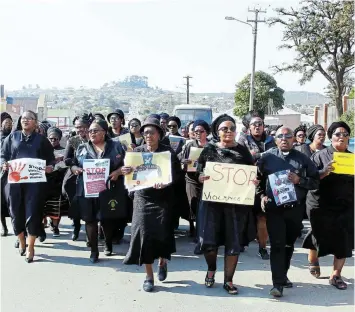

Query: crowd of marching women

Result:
[0,108,353,297]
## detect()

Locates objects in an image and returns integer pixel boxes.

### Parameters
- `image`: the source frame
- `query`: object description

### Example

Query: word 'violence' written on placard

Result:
[202,162,257,206]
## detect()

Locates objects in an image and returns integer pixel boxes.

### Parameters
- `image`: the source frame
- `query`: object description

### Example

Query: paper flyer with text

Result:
[83,159,110,198]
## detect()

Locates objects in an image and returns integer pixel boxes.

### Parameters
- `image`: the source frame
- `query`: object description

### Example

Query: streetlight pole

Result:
[225,8,265,111]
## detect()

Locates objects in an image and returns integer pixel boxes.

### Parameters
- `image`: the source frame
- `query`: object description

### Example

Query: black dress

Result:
[123,143,179,265]
[1,130,11,219]
[302,146,354,259]
[194,142,254,256]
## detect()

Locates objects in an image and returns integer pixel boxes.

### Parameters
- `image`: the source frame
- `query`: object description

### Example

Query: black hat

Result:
[1,112,12,123]
[148,113,161,121]
[167,116,181,129]
[140,118,165,140]
[107,109,125,122]
[93,113,105,121]
[160,113,170,120]
[327,121,351,139]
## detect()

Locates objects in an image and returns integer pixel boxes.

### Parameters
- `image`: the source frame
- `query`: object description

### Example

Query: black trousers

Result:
[7,183,45,236]
[86,219,117,252]
[266,205,304,286]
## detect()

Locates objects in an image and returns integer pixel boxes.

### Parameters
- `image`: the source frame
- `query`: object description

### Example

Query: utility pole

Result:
[183,76,192,104]
[247,7,266,111]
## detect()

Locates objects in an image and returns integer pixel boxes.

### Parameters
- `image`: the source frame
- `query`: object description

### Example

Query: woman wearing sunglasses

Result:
[43,127,69,237]
[70,119,131,262]
[294,124,326,158]
[128,118,144,146]
[195,114,257,295]
[238,111,276,260]
[293,125,307,146]
[302,121,353,290]
[179,120,210,238]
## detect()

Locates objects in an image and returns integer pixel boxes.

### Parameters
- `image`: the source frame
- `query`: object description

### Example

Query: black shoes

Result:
[104,242,112,256]
[143,279,154,292]
[283,278,293,288]
[270,285,283,297]
[89,252,99,263]
[72,228,80,241]
[53,227,60,237]
[157,262,168,282]
[258,248,270,260]
[1,226,8,237]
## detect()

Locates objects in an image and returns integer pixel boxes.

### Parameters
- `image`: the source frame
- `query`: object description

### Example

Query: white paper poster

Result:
[8,158,46,184]
[83,159,110,198]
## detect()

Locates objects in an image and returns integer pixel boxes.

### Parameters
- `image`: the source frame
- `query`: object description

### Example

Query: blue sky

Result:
[1,0,328,93]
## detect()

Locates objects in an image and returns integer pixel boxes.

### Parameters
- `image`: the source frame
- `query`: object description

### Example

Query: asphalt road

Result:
[1,218,354,312]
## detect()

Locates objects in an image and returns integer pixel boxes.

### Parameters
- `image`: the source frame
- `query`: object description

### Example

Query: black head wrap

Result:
[93,113,105,121]
[327,121,351,139]
[167,116,181,129]
[148,114,161,121]
[47,127,62,140]
[211,114,235,140]
[38,121,52,137]
[293,125,307,137]
[128,118,141,128]
[306,124,325,141]
[1,112,12,123]
[242,110,265,128]
[160,113,170,120]
[193,119,211,134]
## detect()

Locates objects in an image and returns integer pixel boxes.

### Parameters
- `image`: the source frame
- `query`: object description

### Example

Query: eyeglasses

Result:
[195,130,206,134]
[297,134,305,138]
[250,121,263,127]
[276,133,293,139]
[21,117,35,121]
[218,126,236,133]
[333,132,349,138]
[167,125,178,129]
[49,137,59,141]
[130,124,140,128]
[88,129,104,134]
[143,130,157,137]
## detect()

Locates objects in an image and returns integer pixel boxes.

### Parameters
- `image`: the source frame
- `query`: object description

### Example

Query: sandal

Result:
[205,271,215,288]
[223,282,238,295]
[308,261,321,278]
[329,276,347,290]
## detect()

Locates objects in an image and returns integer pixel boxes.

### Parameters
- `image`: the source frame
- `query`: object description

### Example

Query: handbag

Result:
[98,178,128,219]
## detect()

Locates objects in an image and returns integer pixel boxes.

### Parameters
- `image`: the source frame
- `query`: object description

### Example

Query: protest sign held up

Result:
[333,152,354,175]
[202,162,257,205]
[8,158,46,184]
[83,159,110,198]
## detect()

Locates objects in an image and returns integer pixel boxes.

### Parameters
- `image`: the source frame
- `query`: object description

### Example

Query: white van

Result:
[172,104,213,128]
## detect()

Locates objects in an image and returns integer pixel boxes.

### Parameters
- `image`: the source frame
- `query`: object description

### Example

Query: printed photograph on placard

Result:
[268,169,297,206]
[169,135,186,151]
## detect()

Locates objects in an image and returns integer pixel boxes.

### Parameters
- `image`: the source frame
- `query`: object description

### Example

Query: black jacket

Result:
[256,147,319,207]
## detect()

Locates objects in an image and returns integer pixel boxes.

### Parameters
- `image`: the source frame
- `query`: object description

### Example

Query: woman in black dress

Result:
[71,119,130,262]
[123,117,180,292]
[1,110,55,263]
[195,114,256,295]
[180,120,210,237]
[302,121,353,290]
[294,124,326,158]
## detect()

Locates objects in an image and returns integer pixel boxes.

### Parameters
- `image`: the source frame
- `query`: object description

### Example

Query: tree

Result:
[234,71,285,117]
[339,110,354,135]
[348,87,354,99]
[270,0,354,116]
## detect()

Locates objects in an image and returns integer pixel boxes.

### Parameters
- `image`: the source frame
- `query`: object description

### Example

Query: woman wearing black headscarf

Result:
[293,125,307,146]
[303,121,353,290]
[43,127,69,237]
[0,112,13,236]
[195,114,257,294]
[294,124,326,158]
[179,120,210,237]
[71,119,130,262]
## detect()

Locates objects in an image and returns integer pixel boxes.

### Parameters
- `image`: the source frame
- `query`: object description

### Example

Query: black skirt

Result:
[123,188,176,265]
[185,180,202,221]
[194,200,248,256]
[1,172,9,218]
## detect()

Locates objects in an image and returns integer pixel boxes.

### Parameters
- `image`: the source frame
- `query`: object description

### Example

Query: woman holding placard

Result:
[303,121,354,290]
[1,110,55,263]
[180,120,210,238]
[123,117,182,292]
[195,114,256,295]
[70,119,131,263]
